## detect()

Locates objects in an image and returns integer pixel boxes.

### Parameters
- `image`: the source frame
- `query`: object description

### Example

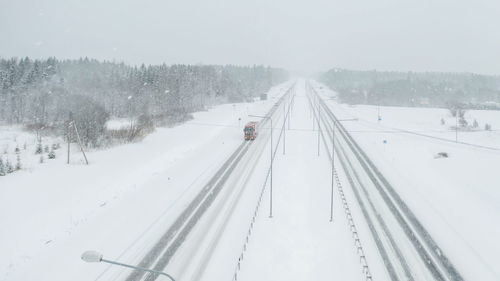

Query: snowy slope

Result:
[0,82,293,281]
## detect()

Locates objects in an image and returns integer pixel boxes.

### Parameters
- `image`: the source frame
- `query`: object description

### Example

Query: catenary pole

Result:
[283,102,286,155]
[317,97,321,156]
[270,117,273,218]
[330,120,335,222]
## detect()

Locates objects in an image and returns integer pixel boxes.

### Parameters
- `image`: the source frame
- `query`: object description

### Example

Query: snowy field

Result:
[313,81,500,280]
[0,81,293,281]
[0,126,65,175]
[106,118,135,130]
[2,79,499,281]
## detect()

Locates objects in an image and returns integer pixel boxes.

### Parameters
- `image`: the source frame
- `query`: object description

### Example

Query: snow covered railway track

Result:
[306,86,410,281]
[123,85,294,281]
[123,141,251,281]
[307,82,464,281]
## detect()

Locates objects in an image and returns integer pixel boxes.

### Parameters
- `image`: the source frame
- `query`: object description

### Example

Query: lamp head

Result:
[81,251,103,263]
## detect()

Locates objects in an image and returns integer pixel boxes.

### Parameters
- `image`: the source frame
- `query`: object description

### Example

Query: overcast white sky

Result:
[1,0,499,74]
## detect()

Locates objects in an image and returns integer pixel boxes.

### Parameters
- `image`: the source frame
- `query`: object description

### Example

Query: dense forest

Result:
[320,68,500,109]
[0,57,288,147]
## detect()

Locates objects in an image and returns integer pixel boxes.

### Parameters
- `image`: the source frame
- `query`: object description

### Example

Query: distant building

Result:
[418,97,430,105]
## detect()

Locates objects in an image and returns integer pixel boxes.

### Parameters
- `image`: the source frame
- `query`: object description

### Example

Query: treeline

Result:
[0,57,288,146]
[320,68,500,109]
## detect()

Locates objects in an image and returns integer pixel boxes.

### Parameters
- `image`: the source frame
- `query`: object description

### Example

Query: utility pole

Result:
[327,118,357,221]
[317,98,321,156]
[67,112,72,164]
[288,94,292,129]
[330,121,335,222]
[311,85,316,131]
[270,117,273,218]
[312,97,316,130]
[283,102,286,155]
[73,122,89,165]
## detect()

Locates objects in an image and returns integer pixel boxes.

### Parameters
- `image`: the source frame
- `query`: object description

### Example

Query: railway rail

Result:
[123,83,296,281]
[306,81,463,281]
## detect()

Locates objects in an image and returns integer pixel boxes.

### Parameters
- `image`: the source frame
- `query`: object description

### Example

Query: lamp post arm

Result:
[101,259,176,281]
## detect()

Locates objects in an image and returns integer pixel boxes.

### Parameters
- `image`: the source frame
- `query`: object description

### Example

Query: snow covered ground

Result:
[313,81,500,280]
[106,118,135,130]
[0,126,65,175]
[0,81,293,281]
[236,80,364,281]
[160,78,372,281]
[3,78,498,281]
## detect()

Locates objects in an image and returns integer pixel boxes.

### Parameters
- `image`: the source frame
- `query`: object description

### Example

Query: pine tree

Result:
[15,154,21,170]
[473,119,479,128]
[48,148,56,159]
[459,117,468,128]
[35,141,43,154]
[0,57,286,147]
[6,159,14,173]
[0,157,5,176]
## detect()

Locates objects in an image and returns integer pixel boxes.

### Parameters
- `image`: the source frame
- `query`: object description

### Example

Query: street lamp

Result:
[249,114,273,218]
[329,118,357,222]
[81,251,176,281]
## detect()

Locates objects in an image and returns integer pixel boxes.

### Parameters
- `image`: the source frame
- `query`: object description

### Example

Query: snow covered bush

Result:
[435,152,449,158]
[458,117,468,127]
[5,159,14,173]
[64,94,110,148]
[35,141,43,154]
[15,155,21,170]
[0,157,5,176]
[106,114,155,144]
[48,149,56,159]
